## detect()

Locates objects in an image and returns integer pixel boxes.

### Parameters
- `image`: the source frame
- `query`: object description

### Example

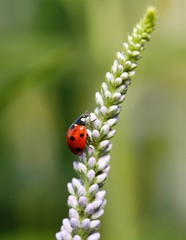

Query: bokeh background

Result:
[0,0,186,239]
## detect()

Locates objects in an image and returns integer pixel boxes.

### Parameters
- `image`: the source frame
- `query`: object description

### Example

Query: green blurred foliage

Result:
[0,0,186,239]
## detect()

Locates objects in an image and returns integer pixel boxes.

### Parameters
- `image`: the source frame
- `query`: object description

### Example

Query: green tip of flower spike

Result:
[144,6,158,28]
[147,6,158,21]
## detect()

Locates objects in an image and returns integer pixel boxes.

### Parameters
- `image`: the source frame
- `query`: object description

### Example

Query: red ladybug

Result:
[66,114,88,155]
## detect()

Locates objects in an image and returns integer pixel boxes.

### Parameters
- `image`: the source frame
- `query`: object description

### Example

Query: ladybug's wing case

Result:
[66,125,87,155]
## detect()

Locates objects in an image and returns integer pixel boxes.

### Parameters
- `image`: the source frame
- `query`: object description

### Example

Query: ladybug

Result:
[66,114,88,155]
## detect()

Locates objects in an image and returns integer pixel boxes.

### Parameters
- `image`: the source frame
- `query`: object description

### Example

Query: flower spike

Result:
[56,6,157,240]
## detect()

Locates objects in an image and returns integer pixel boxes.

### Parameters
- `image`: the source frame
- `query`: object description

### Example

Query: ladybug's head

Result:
[74,113,89,126]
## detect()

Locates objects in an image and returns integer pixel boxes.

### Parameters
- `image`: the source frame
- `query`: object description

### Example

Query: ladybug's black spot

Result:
[76,147,83,152]
[80,133,84,138]
[70,136,75,141]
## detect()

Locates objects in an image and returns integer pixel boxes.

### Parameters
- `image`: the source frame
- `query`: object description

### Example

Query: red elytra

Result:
[66,114,88,155]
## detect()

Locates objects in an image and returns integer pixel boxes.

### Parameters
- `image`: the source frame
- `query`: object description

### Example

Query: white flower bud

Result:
[127,49,132,55]
[104,90,111,99]
[100,124,110,135]
[92,129,100,139]
[85,203,94,215]
[70,218,80,229]
[105,72,113,81]
[72,178,82,189]
[135,43,142,49]
[140,45,145,51]
[133,27,138,34]
[125,61,131,68]
[117,51,125,61]
[100,199,107,209]
[128,35,132,42]
[61,226,65,232]
[68,196,78,209]
[95,92,104,107]
[103,165,111,174]
[61,230,72,240]
[87,145,95,155]
[123,42,129,50]
[118,64,124,73]
[121,72,129,79]
[94,107,100,117]
[97,155,110,171]
[104,143,112,154]
[87,232,100,240]
[73,235,81,240]
[86,129,92,141]
[98,140,110,151]
[56,232,62,240]
[108,105,121,116]
[73,161,78,171]
[124,78,131,86]
[112,65,118,76]
[90,220,101,229]
[87,170,96,182]
[117,94,125,104]
[78,196,88,207]
[69,208,79,219]
[113,92,121,101]
[93,119,102,129]
[117,84,127,94]
[141,38,147,44]
[106,118,118,127]
[79,153,87,163]
[100,106,107,115]
[62,218,73,233]
[96,173,107,184]
[88,157,96,167]
[67,183,75,195]
[88,184,99,196]
[114,77,122,86]
[92,199,102,209]
[95,190,106,200]
[78,162,87,174]
[132,51,140,57]
[102,82,108,92]
[78,186,86,197]
[89,113,97,122]
[131,62,137,69]
[107,129,116,139]
[91,209,104,220]
[129,70,135,77]
[82,218,90,230]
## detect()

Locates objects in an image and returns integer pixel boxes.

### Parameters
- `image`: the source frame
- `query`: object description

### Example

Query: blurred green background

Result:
[0,0,186,239]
